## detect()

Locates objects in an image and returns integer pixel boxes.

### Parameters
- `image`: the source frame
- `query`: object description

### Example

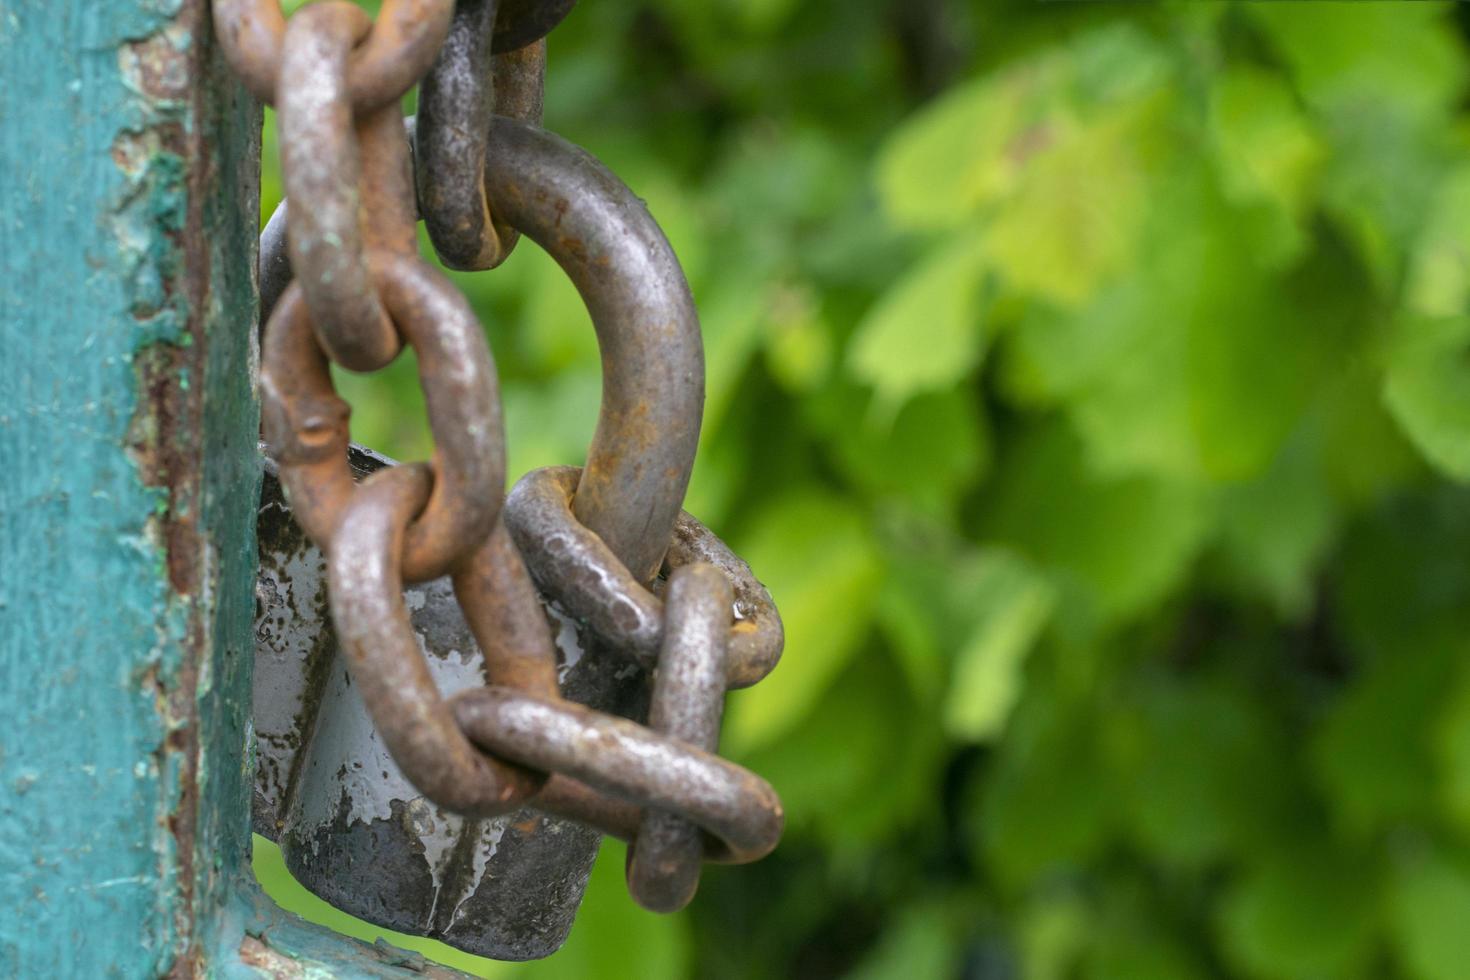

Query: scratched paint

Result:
[0,0,230,973]
[0,3,469,974]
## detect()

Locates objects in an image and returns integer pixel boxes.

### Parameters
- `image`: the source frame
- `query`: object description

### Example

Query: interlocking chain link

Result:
[218,0,785,916]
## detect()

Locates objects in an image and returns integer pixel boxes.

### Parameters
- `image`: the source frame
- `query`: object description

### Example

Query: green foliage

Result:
[253,1,1470,976]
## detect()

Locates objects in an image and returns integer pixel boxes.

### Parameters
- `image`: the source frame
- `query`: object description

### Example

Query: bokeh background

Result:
[256,2,1470,977]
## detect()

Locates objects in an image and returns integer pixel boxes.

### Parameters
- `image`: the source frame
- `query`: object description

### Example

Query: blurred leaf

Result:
[1433,665,1470,836]
[1216,844,1379,980]
[724,491,884,751]
[1083,895,1207,980]
[518,842,690,980]
[1110,677,1298,870]
[1312,640,1458,838]
[742,653,943,845]
[1209,66,1325,225]
[982,422,1212,626]
[843,904,958,980]
[1385,314,1470,481]
[1389,844,1470,980]
[811,382,990,518]
[1404,167,1470,317]
[943,550,1055,743]
[846,230,989,411]
[1354,492,1470,651]
[982,96,1156,307]
[1019,890,1090,980]
[1247,3,1465,116]
[1214,428,1338,617]
[762,282,833,394]
[502,372,601,484]
[874,71,1045,232]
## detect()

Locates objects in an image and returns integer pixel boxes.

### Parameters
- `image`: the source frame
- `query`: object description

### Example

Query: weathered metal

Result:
[0,0,468,973]
[507,466,784,687]
[627,563,735,912]
[278,1,404,371]
[451,688,783,865]
[491,0,578,53]
[415,0,546,271]
[261,254,505,585]
[237,0,788,960]
[255,448,600,960]
[213,0,455,110]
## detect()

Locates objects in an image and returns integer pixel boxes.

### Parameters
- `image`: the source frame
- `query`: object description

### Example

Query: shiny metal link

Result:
[507,466,784,688]
[627,563,734,912]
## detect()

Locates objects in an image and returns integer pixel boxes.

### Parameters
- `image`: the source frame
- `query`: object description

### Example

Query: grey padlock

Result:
[254,446,599,960]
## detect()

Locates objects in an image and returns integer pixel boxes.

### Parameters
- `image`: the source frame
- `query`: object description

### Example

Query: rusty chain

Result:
[217,0,785,918]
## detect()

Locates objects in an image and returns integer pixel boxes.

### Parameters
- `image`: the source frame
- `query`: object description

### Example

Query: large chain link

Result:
[217,0,784,915]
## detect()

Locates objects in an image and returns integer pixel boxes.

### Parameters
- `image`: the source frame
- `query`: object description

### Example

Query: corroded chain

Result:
[216,0,784,917]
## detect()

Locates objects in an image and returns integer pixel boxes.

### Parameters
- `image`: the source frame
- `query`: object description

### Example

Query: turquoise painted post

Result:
[0,3,464,975]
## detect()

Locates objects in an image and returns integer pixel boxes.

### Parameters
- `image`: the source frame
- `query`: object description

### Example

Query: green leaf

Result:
[843,904,958,980]
[811,382,990,518]
[1311,642,1457,838]
[874,72,1048,232]
[1247,3,1465,116]
[1216,845,1380,980]
[1404,167,1470,317]
[1384,314,1470,481]
[846,231,990,410]
[982,98,1156,307]
[1214,428,1338,618]
[942,550,1055,743]
[981,422,1212,627]
[1019,891,1090,980]
[741,654,943,845]
[1209,66,1326,224]
[1111,678,1298,870]
[724,491,884,752]
[518,841,690,980]
[1390,845,1470,980]
[1433,666,1470,835]
[975,692,1115,889]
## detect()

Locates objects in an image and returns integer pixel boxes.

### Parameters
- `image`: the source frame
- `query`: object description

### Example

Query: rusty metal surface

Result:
[278,2,401,371]
[262,253,504,584]
[491,0,576,53]
[451,688,784,866]
[627,563,733,912]
[255,448,599,960]
[415,0,547,271]
[235,0,787,960]
[480,117,704,585]
[328,464,544,815]
[213,0,453,110]
[507,466,784,687]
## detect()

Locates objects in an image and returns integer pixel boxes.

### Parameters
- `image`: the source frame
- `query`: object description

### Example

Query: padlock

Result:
[252,107,705,961]
[254,445,601,960]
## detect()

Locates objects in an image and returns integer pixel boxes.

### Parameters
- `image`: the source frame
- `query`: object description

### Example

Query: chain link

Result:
[226,0,785,918]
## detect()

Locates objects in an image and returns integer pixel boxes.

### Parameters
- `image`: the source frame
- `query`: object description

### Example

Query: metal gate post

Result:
[0,3,461,975]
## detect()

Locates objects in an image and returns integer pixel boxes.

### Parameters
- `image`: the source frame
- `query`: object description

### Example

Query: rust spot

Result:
[238,936,307,979]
